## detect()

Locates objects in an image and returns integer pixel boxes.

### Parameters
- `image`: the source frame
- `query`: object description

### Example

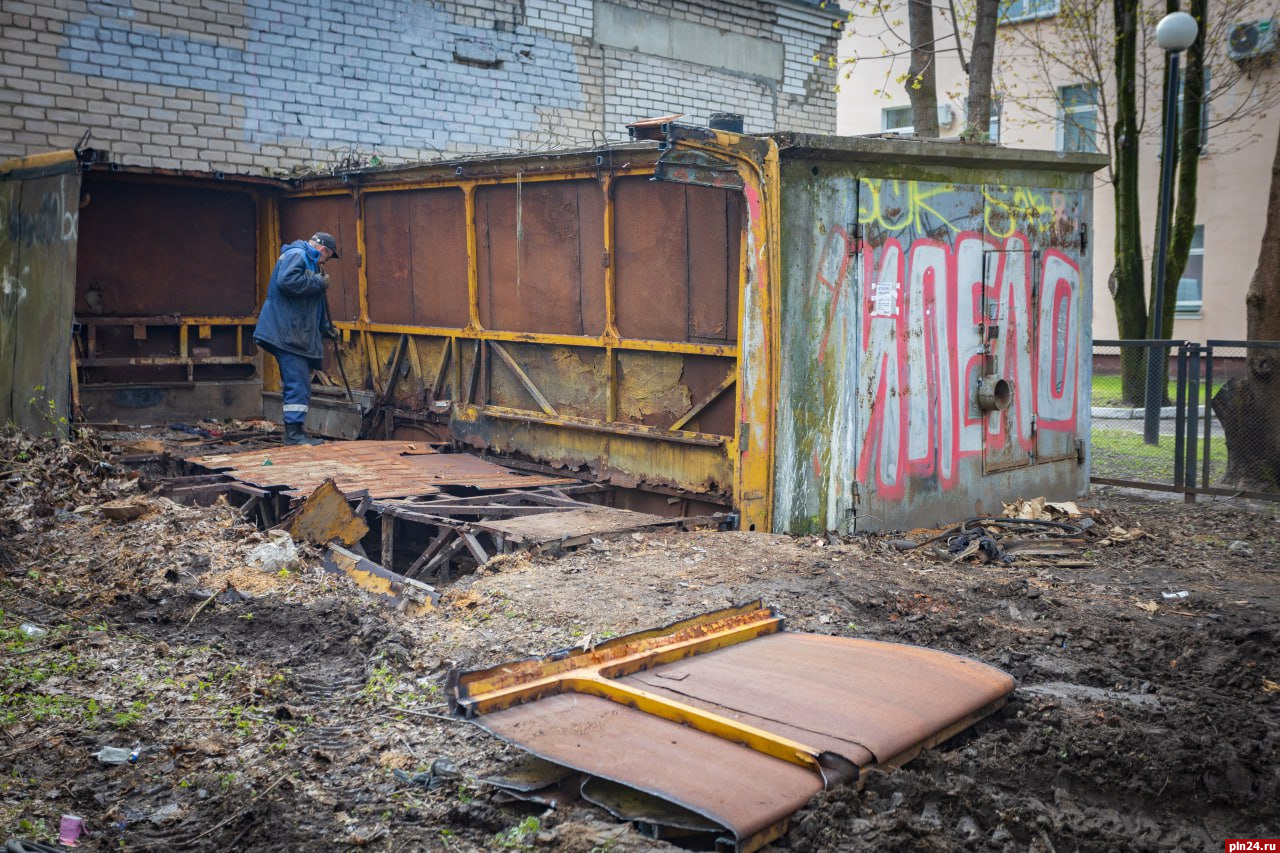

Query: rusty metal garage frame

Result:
[277,129,781,531]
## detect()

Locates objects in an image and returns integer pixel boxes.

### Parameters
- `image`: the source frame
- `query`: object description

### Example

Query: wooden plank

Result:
[461,530,491,565]
[404,527,458,578]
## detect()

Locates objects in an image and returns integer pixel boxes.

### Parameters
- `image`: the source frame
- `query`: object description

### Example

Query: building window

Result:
[1176,225,1204,316]
[882,106,913,133]
[1058,84,1098,153]
[988,95,1002,143]
[999,0,1059,24]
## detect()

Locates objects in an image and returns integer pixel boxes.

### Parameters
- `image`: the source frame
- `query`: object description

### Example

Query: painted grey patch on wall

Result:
[58,0,586,151]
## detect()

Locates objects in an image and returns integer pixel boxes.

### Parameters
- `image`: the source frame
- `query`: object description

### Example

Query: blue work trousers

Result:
[275,350,313,425]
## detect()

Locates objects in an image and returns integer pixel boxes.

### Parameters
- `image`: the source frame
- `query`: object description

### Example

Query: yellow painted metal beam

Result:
[280,165,656,199]
[452,604,839,780]
[666,130,780,533]
[463,404,727,447]
[0,149,78,177]
[350,325,737,357]
[464,185,481,333]
[354,188,371,322]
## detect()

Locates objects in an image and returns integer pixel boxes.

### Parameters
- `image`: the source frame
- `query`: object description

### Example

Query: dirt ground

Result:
[1,426,1277,852]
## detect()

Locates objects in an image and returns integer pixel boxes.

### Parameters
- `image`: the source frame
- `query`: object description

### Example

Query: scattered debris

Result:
[94,746,138,764]
[286,479,369,547]
[98,497,150,521]
[246,531,300,573]
[0,426,1275,851]
[1002,496,1083,520]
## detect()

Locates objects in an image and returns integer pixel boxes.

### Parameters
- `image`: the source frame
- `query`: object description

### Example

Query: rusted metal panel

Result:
[449,602,1014,850]
[76,177,258,316]
[671,354,736,437]
[619,632,1012,765]
[287,478,369,546]
[613,178,688,343]
[0,151,80,433]
[477,693,822,846]
[689,185,742,344]
[452,407,733,499]
[476,180,606,336]
[613,350,736,436]
[615,171,741,345]
[364,187,469,328]
[487,342,608,420]
[188,441,575,499]
[278,193,360,321]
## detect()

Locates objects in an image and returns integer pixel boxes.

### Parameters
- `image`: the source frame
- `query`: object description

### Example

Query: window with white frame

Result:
[999,0,1059,24]
[1176,225,1204,315]
[882,105,913,133]
[1058,84,1099,153]
[988,95,1002,143]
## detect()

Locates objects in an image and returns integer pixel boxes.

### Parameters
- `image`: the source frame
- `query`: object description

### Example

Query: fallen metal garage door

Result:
[448,602,1015,850]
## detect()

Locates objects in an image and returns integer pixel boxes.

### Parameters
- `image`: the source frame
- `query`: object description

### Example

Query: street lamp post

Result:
[1144,11,1199,445]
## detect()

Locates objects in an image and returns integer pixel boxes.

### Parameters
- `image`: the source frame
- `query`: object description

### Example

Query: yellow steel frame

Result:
[452,603,837,777]
[272,138,779,530]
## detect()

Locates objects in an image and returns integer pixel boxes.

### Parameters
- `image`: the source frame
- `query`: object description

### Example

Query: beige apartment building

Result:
[835,0,1280,341]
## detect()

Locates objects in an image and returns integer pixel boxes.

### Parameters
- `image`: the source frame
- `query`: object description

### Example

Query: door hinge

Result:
[848,222,862,255]
[602,249,611,268]
[1075,438,1086,464]
[1080,221,1088,253]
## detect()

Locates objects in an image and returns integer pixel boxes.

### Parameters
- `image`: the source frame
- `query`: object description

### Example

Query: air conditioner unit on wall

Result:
[1228,19,1277,61]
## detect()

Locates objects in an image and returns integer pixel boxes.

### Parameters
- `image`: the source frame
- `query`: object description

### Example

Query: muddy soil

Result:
[1,427,1277,851]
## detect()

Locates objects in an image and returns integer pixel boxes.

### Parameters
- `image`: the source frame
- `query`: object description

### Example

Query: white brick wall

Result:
[0,0,839,173]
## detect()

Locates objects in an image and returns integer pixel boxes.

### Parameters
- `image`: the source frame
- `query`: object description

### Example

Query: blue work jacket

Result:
[253,240,329,367]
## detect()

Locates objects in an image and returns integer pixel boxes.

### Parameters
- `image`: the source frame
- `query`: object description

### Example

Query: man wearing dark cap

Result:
[253,232,341,446]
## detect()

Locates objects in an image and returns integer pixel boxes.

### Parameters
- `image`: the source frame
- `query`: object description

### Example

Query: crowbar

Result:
[321,299,353,402]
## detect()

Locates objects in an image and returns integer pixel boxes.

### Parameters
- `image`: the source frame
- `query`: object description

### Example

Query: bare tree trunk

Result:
[907,0,941,137]
[1212,122,1280,491]
[964,0,999,141]
[1112,0,1147,403]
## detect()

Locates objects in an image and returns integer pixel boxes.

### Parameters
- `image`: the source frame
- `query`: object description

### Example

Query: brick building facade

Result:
[0,0,841,174]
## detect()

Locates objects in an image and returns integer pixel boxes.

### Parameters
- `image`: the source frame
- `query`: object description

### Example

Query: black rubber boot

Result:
[283,423,324,446]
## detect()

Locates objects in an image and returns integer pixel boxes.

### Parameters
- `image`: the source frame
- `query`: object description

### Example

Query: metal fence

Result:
[1090,339,1280,501]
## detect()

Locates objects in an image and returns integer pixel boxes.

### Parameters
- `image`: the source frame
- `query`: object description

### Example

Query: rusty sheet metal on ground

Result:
[474,506,673,546]
[448,602,1014,850]
[479,693,821,846]
[287,478,368,546]
[187,441,575,499]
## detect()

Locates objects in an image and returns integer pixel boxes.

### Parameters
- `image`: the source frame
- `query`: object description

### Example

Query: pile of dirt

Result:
[1,426,1277,851]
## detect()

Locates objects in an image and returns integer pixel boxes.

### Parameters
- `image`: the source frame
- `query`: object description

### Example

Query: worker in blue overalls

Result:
[253,232,340,446]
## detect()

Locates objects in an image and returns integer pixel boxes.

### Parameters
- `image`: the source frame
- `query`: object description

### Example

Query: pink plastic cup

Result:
[59,814,84,846]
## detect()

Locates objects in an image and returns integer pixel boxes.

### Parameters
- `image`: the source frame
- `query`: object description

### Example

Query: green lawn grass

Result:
[1091,374,1222,408]
[1089,425,1228,484]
